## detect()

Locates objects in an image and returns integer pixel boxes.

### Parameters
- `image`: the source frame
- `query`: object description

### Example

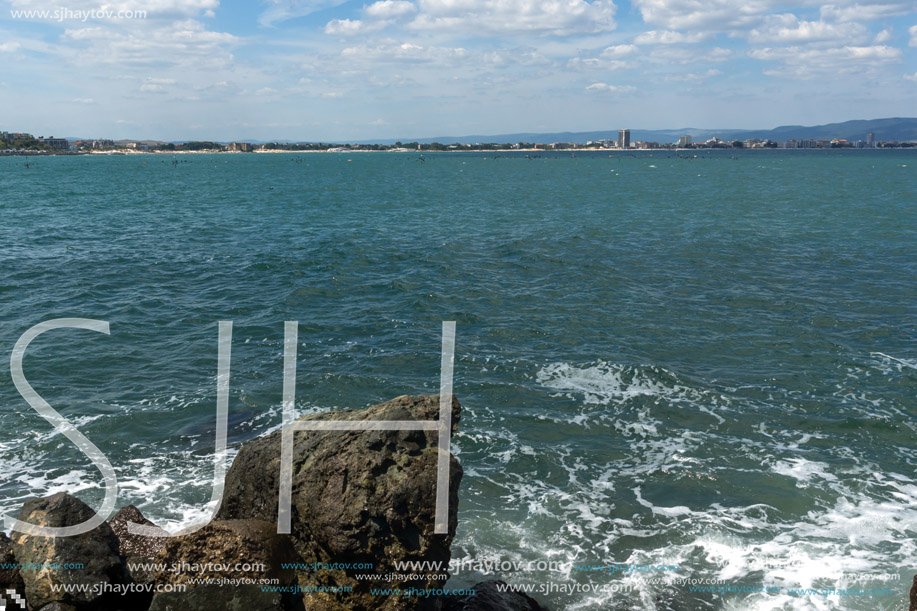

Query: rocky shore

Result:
[0,394,548,611]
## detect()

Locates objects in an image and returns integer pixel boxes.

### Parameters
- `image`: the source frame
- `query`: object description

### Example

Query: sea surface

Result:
[0,149,915,610]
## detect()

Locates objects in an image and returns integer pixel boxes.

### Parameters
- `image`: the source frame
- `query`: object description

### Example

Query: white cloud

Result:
[910,24,917,46]
[905,72,917,81]
[566,56,628,70]
[634,29,708,44]
[0,41,21,52]
[341,39,467,64]
[365,0,417,19]
[71,97,94,103]
[748,14,866,44]
[586,82,635,93]
[325,18,389,35]
[664,68,722,82]
[484,48,551,66]
[601,44,637,57]
[751,44,902,78]
[63,19,237,67]
[820,3,912,23]
[140,78,177,93]
[631,0,776,31]
[407,0,617,36]
[874,28,891,43]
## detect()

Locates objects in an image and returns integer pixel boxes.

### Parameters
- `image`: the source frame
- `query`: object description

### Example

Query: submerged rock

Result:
[10,493,124,610]
[909,574,916,611]
[217,394,463,610]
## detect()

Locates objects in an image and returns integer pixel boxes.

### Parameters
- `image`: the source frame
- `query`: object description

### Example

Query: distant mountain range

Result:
[392,117,917,145]
[63,118,917,146]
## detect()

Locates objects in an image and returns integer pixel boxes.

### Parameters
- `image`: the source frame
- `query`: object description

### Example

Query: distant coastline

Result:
[2,146,917,158]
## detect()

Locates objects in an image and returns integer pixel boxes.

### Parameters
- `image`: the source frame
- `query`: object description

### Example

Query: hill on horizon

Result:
[372,117,917,146]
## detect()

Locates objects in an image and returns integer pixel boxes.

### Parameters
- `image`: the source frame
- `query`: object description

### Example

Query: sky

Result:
[0,0,915,141]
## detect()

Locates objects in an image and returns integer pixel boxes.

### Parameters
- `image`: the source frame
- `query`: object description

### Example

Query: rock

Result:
[109,505,168,585]
[909,575,917,611]
[443,580,550,611]
[10,493,124,610]
[109,505,167,559]
[217,394,463,611]
[0,531,26,603]
[147,584,283,611]
[152,519,299,589]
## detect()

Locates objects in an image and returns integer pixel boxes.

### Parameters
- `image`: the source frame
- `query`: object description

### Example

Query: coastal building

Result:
[867,133,875,147]
[618,129,630,149]
[228,142,254,152]
[678,135,692,147]
[40,137,70,151]
[92,139,115,149]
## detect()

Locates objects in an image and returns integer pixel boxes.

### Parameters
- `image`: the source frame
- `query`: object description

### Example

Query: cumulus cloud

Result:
[634,29,708,44]
[820,3,912,23]
[631,0,775,31]
[325,18,390,35]
[407,0,617,36]
[0,41,21,52]
[483,48,551,66]
[910,24,917,46]
[601,44,638,57]
[751,44,902,77]
[63,19,237,67]
[664,68,722,82]
[748,14,867,44]
[341,39,467,64]
[365,0,417,19]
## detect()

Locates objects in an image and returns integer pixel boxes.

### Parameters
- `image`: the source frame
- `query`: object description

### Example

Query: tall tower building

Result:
[867,133,875,147]
[618,129,630,149]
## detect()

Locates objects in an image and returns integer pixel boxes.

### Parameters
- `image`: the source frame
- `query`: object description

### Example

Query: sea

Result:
[0,149,914,610]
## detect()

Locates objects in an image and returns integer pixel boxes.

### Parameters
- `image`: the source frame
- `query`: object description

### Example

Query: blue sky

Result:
[1,0,915,141]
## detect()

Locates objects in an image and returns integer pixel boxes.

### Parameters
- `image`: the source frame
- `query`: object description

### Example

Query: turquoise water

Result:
[0,150,915,610]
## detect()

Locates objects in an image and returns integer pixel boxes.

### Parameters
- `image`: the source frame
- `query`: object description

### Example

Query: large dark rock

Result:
[217,394,463,611]
[152,519,299,588]
[10,493,124,610]
[909,574,916,611]
[0,531,26,604]
[443,580,550,611]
